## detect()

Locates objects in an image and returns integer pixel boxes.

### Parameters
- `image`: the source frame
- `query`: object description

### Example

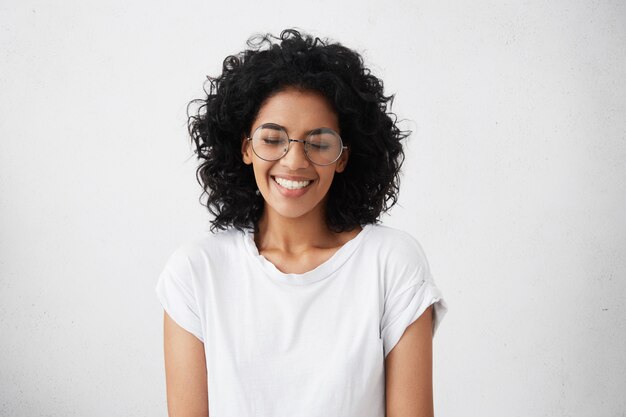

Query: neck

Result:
[255,203,336,254]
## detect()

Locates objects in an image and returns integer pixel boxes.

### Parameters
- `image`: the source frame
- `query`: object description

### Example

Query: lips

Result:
[271,174,314,182]
[271,175,314,196]
[273,176,312,190]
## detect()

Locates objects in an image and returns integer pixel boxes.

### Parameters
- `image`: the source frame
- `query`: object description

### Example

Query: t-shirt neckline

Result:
[242,224,373,285]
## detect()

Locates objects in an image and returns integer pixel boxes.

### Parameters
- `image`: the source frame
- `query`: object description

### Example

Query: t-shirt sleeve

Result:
[380,239,448,358]
[155,247,204,342]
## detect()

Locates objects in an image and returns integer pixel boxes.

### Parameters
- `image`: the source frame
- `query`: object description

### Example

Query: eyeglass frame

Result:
[245,123,348,166]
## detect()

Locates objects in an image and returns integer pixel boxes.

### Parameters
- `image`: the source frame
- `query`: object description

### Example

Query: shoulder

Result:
[364,223,430,265]
[363,223,433,290]
[366,223,421,244]
[164,228,244,271]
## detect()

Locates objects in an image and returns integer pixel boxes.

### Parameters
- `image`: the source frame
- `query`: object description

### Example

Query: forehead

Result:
[251,88,339,134]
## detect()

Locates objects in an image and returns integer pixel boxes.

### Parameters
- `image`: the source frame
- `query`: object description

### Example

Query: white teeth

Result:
[274,177,312,190]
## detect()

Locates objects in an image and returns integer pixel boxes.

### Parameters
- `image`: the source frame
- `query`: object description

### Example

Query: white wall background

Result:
[1,1,624,416]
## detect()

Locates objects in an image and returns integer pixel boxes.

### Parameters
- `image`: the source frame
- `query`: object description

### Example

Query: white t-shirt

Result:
[155,223,448,417]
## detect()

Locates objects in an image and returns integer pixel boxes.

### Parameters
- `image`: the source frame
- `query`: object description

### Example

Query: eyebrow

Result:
[261,123,285,131]
[258,122,331,136]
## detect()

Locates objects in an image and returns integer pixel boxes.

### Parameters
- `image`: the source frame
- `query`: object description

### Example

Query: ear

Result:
[241,137,253,165]
[335,147,349,173]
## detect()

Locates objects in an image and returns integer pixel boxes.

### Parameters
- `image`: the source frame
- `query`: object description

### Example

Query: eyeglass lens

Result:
[251,124,342,165]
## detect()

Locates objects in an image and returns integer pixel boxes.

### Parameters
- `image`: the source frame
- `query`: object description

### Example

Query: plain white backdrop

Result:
[1,1,625,416]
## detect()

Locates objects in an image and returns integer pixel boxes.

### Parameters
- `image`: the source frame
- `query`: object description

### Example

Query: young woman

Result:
[156,29,448,417]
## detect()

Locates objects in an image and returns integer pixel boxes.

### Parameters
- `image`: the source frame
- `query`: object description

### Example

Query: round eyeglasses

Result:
[246,123,347,166]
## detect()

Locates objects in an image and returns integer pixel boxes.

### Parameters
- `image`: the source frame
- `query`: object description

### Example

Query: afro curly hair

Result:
[187,29,408,233]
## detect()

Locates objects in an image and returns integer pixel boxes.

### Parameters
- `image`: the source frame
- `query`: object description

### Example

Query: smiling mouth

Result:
[272,176,313,190]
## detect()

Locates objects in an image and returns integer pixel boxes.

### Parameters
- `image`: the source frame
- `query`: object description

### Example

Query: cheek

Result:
[319,169,337,185]
[252,162,272,186]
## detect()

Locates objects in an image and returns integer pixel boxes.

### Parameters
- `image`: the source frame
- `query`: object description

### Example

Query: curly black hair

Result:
[188,29,408,233]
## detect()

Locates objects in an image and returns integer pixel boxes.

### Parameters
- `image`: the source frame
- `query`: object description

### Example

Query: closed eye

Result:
[262,137,285,145]
[308,143,331,150]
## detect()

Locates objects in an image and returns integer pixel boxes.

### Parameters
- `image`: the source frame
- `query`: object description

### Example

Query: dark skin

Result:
[162,88,435,417]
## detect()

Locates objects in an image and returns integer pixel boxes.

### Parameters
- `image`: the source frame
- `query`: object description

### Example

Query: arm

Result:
[385,305,434,417]
[163,311,209,417]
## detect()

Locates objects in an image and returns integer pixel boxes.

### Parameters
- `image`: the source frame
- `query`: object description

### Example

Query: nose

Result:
[280,140,310,170]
